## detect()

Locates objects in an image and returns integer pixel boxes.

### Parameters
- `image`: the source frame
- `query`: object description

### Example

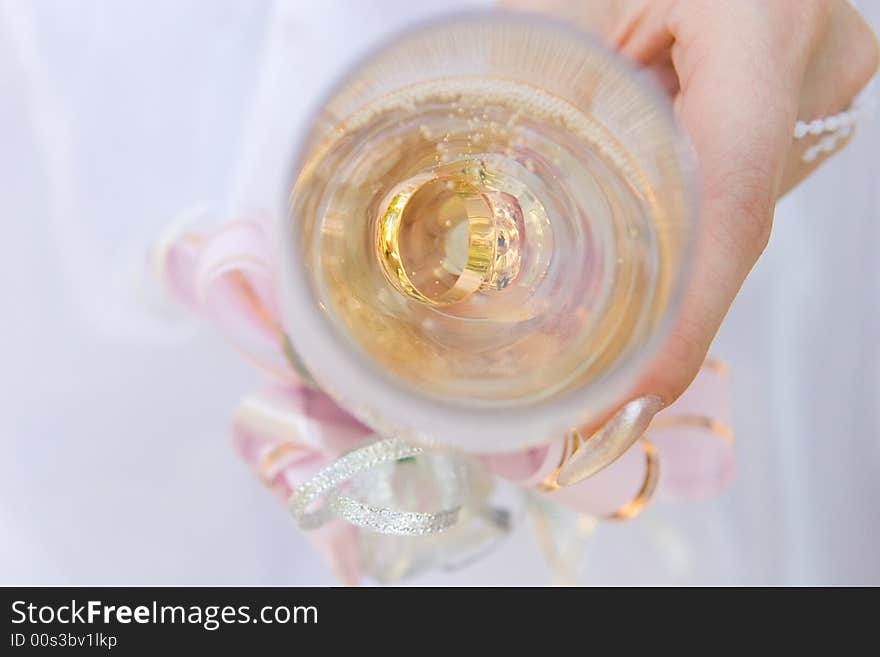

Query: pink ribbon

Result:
[157,216,299,382]
[156,213,734,582]
[231,385,371,585]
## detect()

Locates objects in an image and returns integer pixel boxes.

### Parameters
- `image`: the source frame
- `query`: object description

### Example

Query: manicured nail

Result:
[556,395,663,487]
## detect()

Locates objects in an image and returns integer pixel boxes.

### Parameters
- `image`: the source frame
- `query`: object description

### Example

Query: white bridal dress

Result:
[1,0,878,585]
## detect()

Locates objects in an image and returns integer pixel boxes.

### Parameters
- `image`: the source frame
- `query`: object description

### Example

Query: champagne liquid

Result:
[291,76,672,405]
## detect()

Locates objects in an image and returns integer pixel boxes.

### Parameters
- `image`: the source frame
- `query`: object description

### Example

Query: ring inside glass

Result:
[282,15,697,451]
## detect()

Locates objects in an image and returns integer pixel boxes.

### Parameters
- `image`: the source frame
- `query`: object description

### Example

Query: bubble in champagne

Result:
[283,17,696,451]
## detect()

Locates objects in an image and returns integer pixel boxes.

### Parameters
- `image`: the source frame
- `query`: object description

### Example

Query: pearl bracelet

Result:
[794,92,876,162]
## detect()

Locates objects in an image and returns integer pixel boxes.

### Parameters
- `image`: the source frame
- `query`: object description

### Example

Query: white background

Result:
[1,0,878,585]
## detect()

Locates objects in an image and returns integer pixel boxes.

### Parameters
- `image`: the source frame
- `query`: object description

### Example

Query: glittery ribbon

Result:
[155,211,734,584]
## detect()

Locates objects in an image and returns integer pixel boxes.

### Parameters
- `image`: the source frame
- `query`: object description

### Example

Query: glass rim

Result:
[278,11,700,453]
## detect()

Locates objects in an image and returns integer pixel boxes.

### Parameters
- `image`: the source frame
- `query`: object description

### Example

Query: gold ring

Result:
[375,176,495,306]
[605,440,659,521]
[536,430,583,492]
[537,434,660,521]
[648,414,735,447]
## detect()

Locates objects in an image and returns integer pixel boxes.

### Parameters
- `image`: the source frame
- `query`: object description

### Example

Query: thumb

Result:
[634,2,803,404]
[558,3,805,486]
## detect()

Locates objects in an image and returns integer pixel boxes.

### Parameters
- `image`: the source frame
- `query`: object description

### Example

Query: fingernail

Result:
[556,395,663,487]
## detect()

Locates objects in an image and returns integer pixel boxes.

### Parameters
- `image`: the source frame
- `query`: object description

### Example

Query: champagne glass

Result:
[279,13,697,454]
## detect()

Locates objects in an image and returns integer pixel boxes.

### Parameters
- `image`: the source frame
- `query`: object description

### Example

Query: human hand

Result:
[502,0,878,483]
